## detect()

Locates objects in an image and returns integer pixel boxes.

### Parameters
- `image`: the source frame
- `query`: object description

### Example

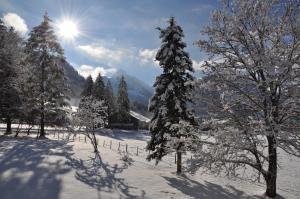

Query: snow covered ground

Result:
[0,129,299,199]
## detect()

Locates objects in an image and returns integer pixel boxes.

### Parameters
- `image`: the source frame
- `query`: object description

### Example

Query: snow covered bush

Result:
[193,0,300,197]
[73,96,107,153]
[119,152,134,166]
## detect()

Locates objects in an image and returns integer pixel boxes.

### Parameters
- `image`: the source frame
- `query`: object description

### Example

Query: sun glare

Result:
[58,19,79,40]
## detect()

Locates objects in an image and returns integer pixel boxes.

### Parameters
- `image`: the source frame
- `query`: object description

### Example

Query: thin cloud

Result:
[77,44,126,63]
[2,13,28,35]
[77,64,117,80]
[191,4,214,13]
[138,48,159,66]
[192,60,205,71]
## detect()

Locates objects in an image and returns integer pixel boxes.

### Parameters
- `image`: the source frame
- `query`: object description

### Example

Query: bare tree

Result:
[193,0,300,197]
[72,96,107,153]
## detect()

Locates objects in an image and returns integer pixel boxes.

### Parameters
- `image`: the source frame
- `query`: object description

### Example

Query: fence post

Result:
[103,140,105,147]
[97,138,99,146]
[118,142,120,151]
[85,136,86,143]
[175,153,177,164]
[126,144,128,153]
[110,141,112,149]
[136,146,139,156]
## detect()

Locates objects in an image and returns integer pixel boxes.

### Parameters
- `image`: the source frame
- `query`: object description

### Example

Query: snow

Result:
[0,130,299,199]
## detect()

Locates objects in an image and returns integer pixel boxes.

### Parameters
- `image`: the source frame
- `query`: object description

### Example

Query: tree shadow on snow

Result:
[66,152,146,199]
[0,136,74,199]
[162,175,286,199]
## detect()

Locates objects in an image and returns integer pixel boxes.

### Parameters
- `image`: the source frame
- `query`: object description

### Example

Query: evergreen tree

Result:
[93,73,105,100]
[0,20,23,134]
[25,13,69,138]
[105,79,116,124]
[81,75,94,97]
[116,75,130,122]
[146,17,196,174]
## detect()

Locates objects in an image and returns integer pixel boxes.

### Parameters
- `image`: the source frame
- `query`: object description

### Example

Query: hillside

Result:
[60,60,86,98]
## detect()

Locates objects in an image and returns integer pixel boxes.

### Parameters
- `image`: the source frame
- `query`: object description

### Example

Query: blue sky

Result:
[0,0,221,85]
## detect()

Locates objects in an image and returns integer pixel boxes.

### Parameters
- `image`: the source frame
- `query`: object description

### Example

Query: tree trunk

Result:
[40,58,46,138]
[27,126,32,135]
[265,135,277,198]
[176,151,182,174]
[39,111,45,138]
[15,122,21,137]
[92,132,99,153]
[5,117,12,134]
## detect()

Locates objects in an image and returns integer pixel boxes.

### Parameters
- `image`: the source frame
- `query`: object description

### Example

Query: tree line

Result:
[79,73,131,126]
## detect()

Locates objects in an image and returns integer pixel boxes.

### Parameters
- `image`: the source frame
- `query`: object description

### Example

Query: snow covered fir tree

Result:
[105,79,117,124]
[116,75,131,123]
[24,13,70,138]
[147,17,196,174]
[81,75,94,97]
[93,73,105,101]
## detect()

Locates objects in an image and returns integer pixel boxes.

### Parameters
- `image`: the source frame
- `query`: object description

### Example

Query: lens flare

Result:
[58,19,79,40]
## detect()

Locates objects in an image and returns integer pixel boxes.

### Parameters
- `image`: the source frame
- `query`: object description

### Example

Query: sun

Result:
[57,19,79,40]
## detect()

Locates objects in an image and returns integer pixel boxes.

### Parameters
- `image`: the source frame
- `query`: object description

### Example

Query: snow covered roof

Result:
[71,106,78,112]
[129,110,150,123]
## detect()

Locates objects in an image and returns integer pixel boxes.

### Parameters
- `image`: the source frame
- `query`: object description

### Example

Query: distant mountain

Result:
[60,60,86,98]
[61,61,153,116]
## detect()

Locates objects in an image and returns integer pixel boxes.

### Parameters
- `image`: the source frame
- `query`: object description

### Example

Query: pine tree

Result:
[0,21,23,134]
[81,75,94,97]
[116,75,130,122]
[93,73,105,100]
[105,79,116,124]
[25,13,69,138]
[146,17,196,174]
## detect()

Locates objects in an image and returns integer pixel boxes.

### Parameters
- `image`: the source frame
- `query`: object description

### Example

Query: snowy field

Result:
[0,129,299,199]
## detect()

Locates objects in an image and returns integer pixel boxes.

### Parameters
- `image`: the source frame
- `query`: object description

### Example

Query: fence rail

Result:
[0,128,194,167]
